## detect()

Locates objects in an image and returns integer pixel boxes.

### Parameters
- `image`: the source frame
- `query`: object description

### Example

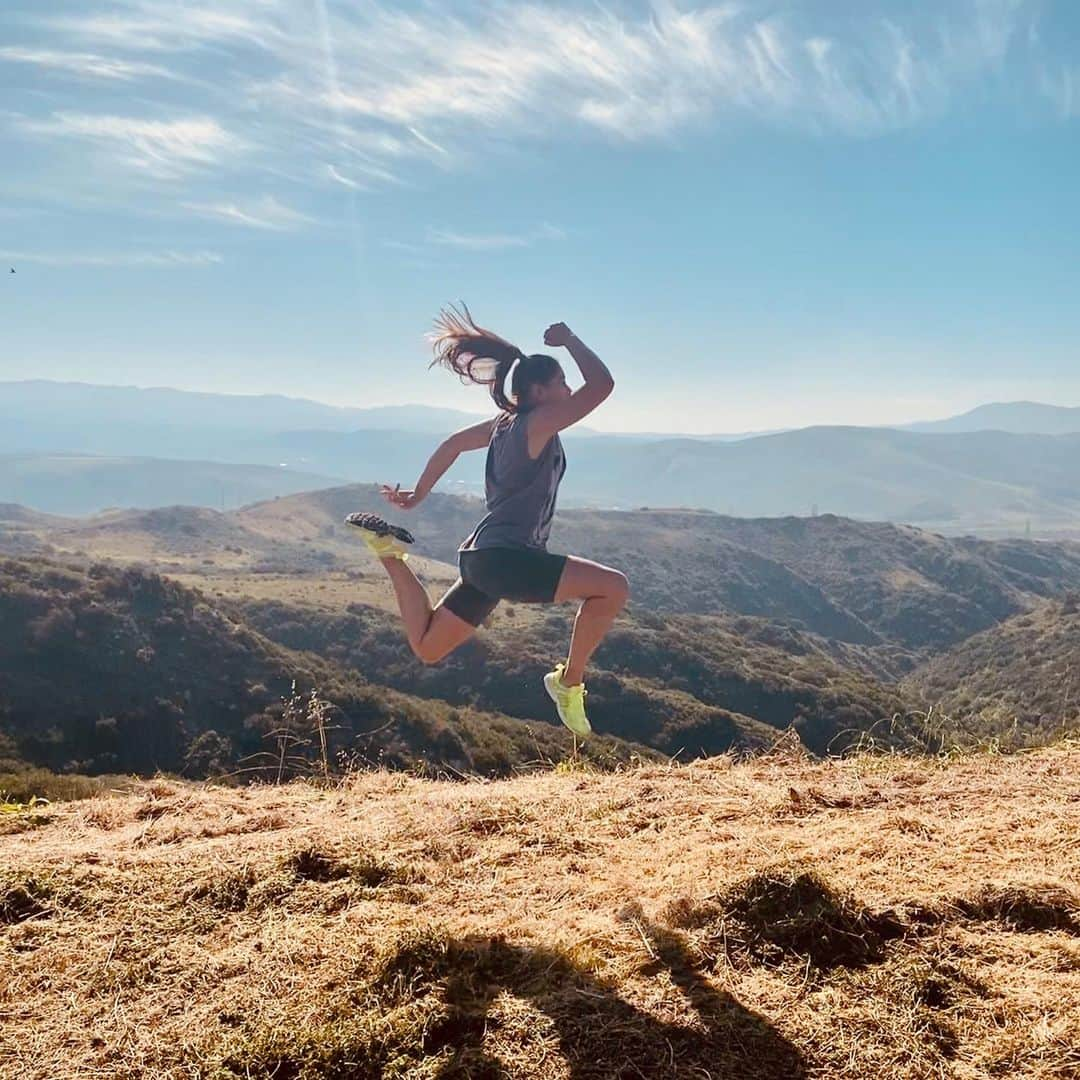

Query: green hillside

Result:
[0,557,647,780]
[228,596,923,757]
[904,598,1080,747]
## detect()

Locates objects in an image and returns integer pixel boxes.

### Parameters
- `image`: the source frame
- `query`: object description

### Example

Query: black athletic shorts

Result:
[440,546,569,627]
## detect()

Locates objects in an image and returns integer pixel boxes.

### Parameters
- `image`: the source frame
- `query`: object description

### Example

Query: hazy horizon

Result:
[6,375,1080,438]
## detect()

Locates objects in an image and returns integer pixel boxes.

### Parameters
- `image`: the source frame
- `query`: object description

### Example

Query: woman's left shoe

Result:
[544,662,591,738]
[344,512,414,561]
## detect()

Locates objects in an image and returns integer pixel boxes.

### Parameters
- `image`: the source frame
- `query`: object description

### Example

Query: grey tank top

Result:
[459,410,567,552]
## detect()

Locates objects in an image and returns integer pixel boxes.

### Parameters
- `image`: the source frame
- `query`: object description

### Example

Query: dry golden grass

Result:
[2,745,1079,1079]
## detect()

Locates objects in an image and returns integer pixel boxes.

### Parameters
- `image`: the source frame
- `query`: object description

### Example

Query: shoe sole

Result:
[544,673,591,737]
[344,512,415,545]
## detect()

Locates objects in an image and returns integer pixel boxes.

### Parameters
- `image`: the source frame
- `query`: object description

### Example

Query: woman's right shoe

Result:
[344,512,414,561]
[544,662,591,738]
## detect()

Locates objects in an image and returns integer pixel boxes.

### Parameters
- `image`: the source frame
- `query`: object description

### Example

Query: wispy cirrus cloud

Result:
[180,195,314,230]
[17,112,237,178]
[325,163,364,190]
[261,0,1036,139]
[0,248,221,267]
[29,1,1053,159]
[426,223,565,251]
[1,0,1070,241]
[0,46,176,81]
[42,7,285,54]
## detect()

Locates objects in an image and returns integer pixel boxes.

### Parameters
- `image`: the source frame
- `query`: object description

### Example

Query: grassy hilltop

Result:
[2,745,1078,1079]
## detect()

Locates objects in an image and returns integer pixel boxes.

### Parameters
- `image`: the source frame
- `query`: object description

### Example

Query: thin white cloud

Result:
[181,195,314,230]
[44,7,285,54]
[427,222,565,251]
[19,112,236,177]
[407,126,449,157]
[326,163,363,190]
[0,248,221,267]
[0,46,176,81]
[5,0,1069,226]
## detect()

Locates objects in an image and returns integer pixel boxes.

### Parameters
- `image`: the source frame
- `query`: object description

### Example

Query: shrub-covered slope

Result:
[904,598,1080,746]
[229,596,924,757]
[0,558,648,779]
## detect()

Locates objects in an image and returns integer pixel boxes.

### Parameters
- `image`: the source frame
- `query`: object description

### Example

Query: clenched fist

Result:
[543,322,575,348]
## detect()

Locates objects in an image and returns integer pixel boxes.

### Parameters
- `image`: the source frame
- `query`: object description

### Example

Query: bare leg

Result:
[380,557,433,651]
[379,557,478,664]
[552,556,630,686]
[563,594,625,685]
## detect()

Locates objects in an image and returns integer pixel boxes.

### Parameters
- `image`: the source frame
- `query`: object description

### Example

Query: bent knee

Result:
[412,639,447,665]
[604,570,630,608]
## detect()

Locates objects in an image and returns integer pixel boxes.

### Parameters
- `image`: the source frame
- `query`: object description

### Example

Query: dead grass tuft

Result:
[953,883,1080,934]
[288,847,350,883]
[185,865,258,912]
[0,874,55,924]
[685,867,906,970]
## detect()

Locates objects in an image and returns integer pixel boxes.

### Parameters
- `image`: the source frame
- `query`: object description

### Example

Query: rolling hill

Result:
[904,598,1080,746]
[0,548,930,773]
[0,379,491,445]
[6,490,1080,765]
[234,485,1080,650]
[227,595,922,758]
[0,557,646,779]
[13,484,1080,652]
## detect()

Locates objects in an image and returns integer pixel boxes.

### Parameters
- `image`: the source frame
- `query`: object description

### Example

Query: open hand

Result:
[543,322,574,348]
[380,483,424,510]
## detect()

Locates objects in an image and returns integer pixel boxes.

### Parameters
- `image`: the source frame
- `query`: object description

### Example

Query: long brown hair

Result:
[428,303,560,415]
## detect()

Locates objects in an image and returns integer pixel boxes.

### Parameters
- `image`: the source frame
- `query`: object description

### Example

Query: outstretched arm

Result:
[381,416,495,510]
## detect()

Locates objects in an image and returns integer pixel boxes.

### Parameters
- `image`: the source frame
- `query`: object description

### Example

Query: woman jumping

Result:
[344,305,628,738]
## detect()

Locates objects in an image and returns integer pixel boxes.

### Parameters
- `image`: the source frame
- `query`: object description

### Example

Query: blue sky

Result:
[1,0,1078,434]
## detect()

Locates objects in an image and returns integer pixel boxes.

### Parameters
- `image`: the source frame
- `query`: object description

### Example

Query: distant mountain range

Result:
[0,454,341,516]
[6,380,1080,445]
[903,401,1080,436]
[0,379,491,439]
[4,381,1080,533]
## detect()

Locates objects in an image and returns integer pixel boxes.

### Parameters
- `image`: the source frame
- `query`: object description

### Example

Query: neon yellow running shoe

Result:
[344,512,413,561]
[544,662,591,738]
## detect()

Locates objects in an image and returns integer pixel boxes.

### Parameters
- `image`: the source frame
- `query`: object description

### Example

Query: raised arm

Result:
[527,323,614,447]
[380,416,495,510]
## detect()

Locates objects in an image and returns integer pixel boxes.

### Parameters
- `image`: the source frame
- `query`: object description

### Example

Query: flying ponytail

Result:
[428,302,560,415]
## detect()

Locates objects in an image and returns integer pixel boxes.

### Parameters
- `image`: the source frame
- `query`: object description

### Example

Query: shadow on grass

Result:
[376,916,807,1079]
